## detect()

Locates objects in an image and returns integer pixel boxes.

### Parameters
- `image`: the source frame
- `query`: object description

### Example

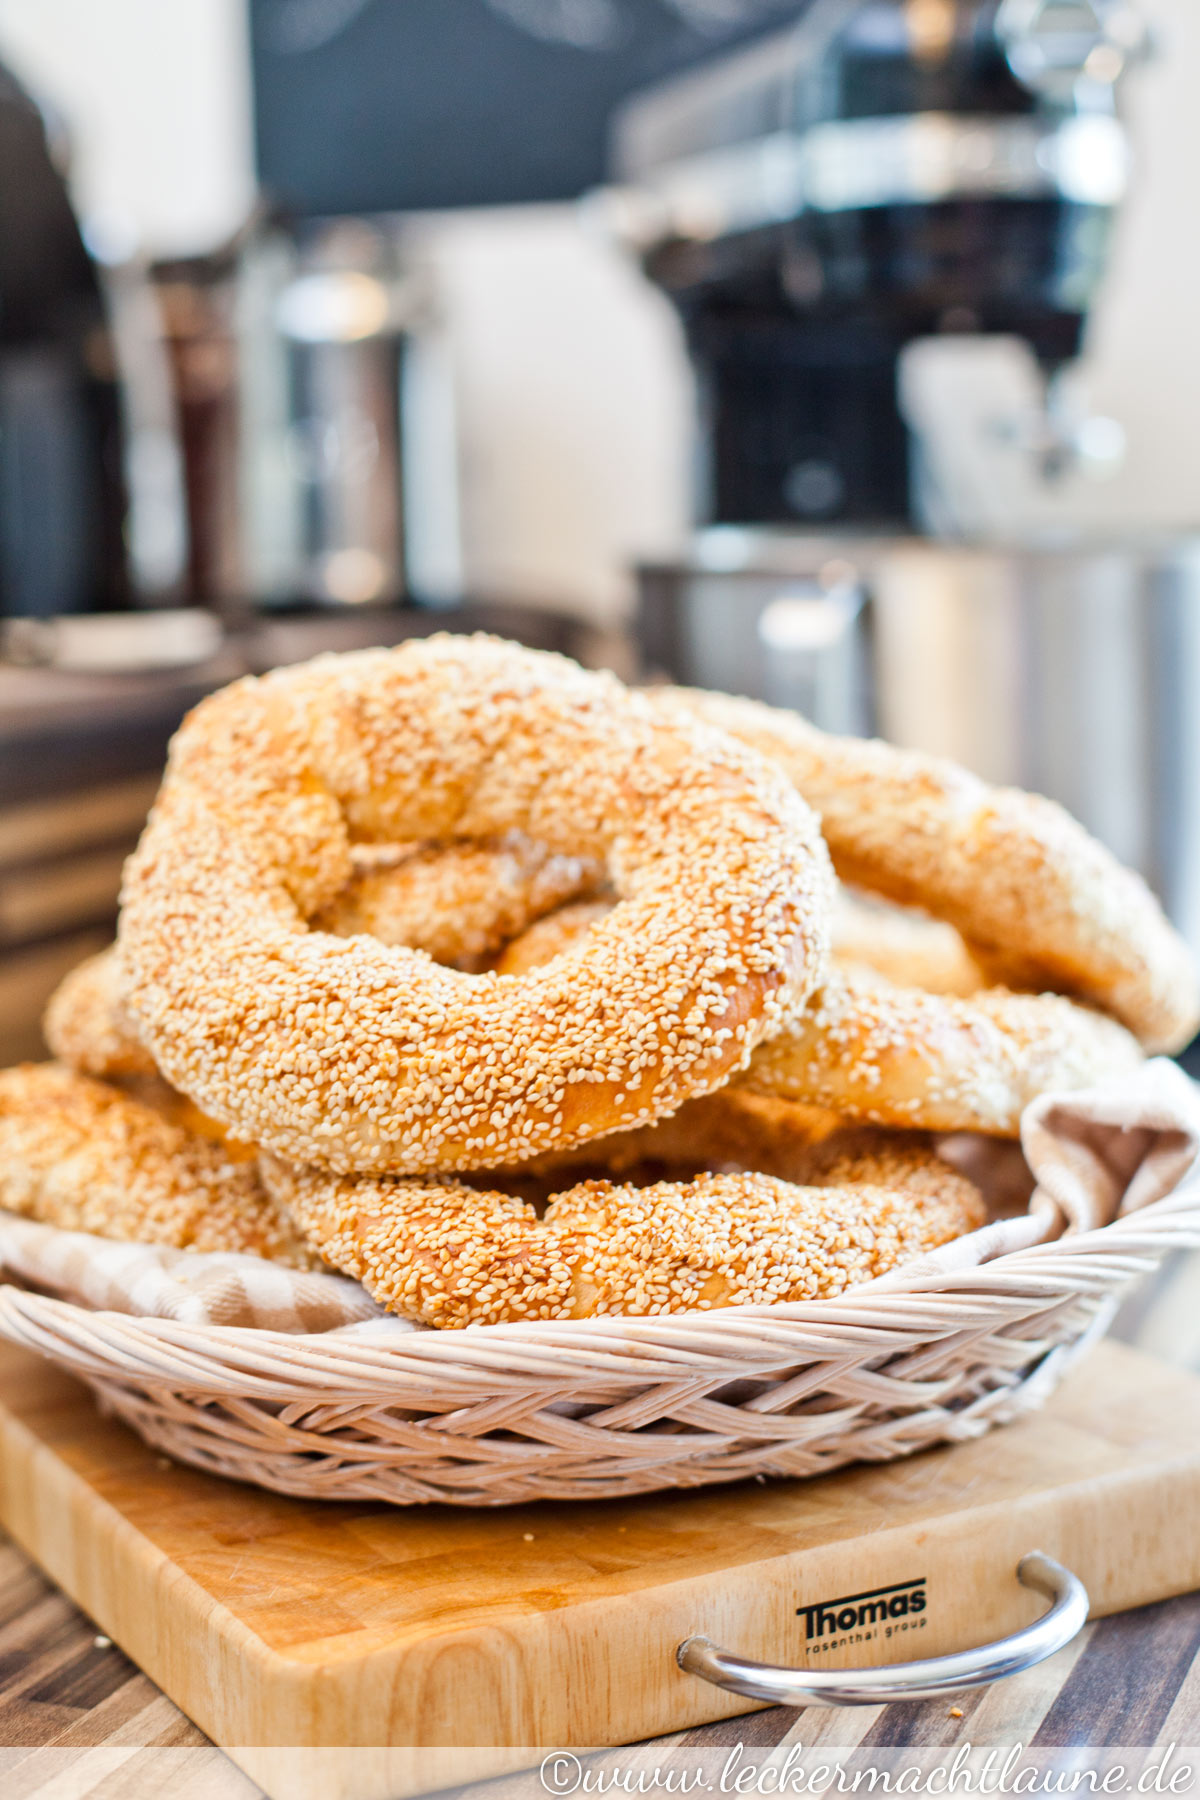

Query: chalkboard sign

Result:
[249,0,808,216]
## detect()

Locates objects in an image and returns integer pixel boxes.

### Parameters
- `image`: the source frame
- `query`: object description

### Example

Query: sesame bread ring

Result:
[46,829,604,1081]
[44,946,157,1080]
[830,890,985,997]
[500,1091,973,1223]
[316,834,602,970]
[262,1155,984,1328]
[494,904,1144,1137]
[739,963,1142,1135]
[49,878,983,1092]
[655,687,1199,1053]
[0,1064,316,1267]
[493,898,616,977]
[800,1125,999,1207]
[40,950,849,1189]
[118,637,833,1174]
[495,890,987,998]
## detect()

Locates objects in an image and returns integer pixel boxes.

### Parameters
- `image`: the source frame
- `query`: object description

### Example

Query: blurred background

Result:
[1,0,1198,1071]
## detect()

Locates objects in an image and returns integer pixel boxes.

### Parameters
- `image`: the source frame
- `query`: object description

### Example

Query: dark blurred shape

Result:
[249,0,808,214]
[151,251,242,606]
[0,62,129,616]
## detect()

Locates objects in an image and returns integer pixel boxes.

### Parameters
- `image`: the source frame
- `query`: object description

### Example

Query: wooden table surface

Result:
[5,1248,1200,1800]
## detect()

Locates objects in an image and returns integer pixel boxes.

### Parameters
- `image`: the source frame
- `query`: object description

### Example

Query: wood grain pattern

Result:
[3,1336,1200,1799]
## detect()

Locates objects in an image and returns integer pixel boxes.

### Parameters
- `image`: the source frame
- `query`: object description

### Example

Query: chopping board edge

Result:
[1,1341,1200,1799]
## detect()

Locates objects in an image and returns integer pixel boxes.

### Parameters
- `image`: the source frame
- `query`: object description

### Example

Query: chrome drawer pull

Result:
[677,1551,1087,1706]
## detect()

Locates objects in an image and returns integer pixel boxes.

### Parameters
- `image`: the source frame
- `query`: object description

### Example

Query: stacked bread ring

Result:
[5,635,1196,1328]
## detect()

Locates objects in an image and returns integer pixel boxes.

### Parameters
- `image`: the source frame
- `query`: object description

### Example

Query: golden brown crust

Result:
[263,1156,984,1328]
[655,687,1200,1053]
[4,1054,979,1328]
[117,637,834,1174]
[43,950,157,1079]
[113,1071,261,1156]
[0,1064,316,1266]
[497,905,1144,1137]
[316,834,603,969]
[45,839,607,1084]
[800,1127,994,1210]
[493,899,616,977]
[509,1085,846,1184]
[499,891,987,997]
[738,964,1143,1135]
[500,1091,978,1228]
[831,889,985,997]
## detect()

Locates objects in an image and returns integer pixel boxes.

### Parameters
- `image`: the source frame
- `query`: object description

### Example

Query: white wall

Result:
[406,206,692,621]
[1070,0,1200,532]
[0,0,255,258]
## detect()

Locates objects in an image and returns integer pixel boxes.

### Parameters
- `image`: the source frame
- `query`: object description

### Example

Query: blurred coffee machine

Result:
[617,0,1139,531]
[621,2,1200,951]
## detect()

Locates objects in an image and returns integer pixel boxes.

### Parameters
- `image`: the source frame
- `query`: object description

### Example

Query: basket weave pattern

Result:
[1,1190,1197,1505]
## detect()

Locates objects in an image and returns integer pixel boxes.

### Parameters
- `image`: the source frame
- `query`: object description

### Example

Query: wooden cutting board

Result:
[1,1337,1200,1800]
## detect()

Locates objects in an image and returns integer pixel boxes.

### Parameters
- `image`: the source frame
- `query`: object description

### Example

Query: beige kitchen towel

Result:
[1022,1057,1200,1227]
[0,1215,391,1333]
[868,1055,1200,1289]
[0,1058,1197,1334]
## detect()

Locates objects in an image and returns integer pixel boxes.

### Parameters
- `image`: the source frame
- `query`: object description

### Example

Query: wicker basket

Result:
[1,1154,1198,1506]
[0,1065,1197,1507]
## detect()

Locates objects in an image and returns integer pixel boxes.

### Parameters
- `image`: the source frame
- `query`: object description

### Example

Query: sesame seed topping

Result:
[114,637,834,1174]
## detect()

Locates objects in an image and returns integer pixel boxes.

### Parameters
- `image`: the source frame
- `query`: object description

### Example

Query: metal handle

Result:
[676,1552,1087,1707]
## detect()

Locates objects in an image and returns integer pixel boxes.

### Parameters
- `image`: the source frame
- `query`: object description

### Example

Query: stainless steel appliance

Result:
[640,530,1200,952]
[231,219,416,607]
